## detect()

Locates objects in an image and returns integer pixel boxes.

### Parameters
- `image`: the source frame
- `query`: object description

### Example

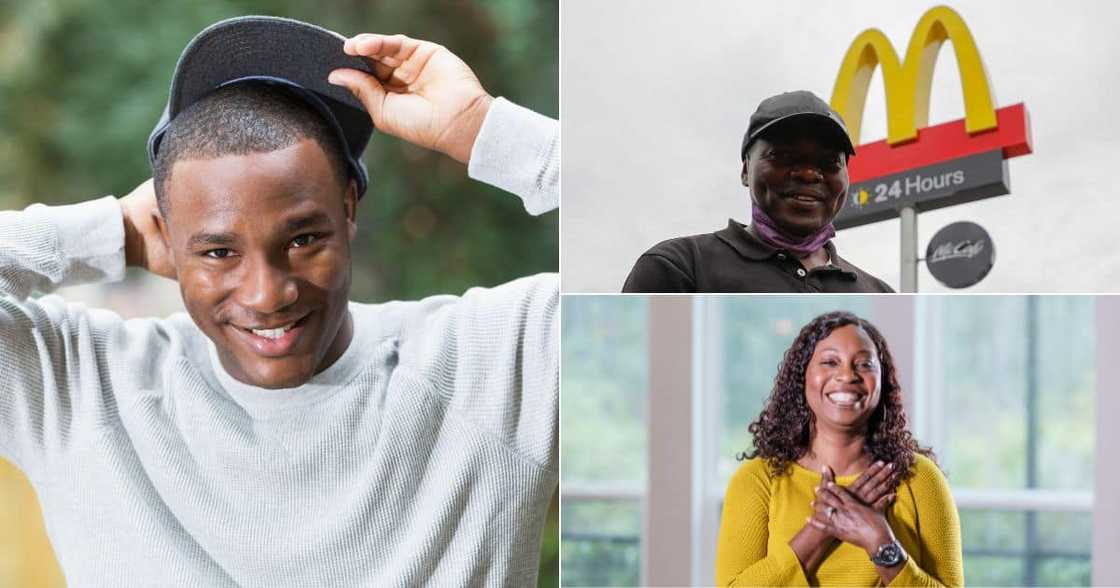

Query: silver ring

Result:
[826,506,836,519]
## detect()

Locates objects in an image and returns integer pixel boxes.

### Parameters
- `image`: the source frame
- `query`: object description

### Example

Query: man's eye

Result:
[291,234,318,248]
[205,248,232,259]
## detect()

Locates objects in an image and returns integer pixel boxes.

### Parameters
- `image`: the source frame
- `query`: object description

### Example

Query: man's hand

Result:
[120,179,176,280]
[328,33,494,165]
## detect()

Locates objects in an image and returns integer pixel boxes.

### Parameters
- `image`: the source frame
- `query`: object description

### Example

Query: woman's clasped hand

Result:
[809,461,898,555]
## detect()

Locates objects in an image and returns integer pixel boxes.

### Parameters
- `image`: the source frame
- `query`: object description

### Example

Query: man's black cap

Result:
[740,90,856,161]
[148,16,376,198]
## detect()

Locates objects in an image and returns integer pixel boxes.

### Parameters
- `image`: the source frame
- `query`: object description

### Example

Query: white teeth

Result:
[827,392,860,404]
[251,323,294,339]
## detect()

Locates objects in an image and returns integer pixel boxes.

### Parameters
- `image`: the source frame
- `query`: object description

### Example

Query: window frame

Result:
[561,295,1120,586]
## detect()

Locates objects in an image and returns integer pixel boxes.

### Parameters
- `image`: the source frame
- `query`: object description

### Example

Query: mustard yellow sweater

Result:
[716,454,963,587]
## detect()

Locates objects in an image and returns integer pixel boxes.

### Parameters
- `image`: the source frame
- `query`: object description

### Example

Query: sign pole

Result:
[900,205,918,292]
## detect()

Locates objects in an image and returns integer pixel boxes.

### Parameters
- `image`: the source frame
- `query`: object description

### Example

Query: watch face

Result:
[873,542,905,566]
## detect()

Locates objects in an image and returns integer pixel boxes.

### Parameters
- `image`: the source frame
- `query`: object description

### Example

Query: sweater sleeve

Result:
[0,196,126,466]
[889,458,965,587]
[401,273,559,472]
[467,97,559,216]
[0,196,126,300]
[715,460,810,587]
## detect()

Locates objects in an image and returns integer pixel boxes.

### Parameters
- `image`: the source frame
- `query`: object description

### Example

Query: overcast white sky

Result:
[561,0,1120,292]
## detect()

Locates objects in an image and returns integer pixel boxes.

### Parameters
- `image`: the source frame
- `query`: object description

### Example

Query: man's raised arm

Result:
[328,33,560,470]
[0,177,167,461]
[327,33,558,215]
[0,196,125,302]
[0,190,134,466]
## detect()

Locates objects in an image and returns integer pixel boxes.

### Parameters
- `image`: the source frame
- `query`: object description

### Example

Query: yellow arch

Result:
[830,5,998,146]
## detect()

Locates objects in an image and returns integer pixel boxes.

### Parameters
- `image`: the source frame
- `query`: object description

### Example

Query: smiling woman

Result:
[715,311,964,586]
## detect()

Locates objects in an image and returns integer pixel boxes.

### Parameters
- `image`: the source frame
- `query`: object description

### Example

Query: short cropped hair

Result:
[153,82,350,216]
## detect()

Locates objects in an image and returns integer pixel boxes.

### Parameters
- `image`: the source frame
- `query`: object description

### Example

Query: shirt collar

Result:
[715,218,859,280]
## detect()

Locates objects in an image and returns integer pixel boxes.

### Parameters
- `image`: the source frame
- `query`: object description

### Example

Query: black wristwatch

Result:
[869,540,908,567]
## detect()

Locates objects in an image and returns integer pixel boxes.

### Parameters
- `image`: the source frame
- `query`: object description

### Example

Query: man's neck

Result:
[798,247,831,270]
[746,224,831,270]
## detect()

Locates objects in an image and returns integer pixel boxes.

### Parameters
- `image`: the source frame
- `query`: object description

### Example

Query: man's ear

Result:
[344,179,358,241]
[151,204,179,280]
[741,158,750,187]
[153,205,172,255]
[832,185,849,218]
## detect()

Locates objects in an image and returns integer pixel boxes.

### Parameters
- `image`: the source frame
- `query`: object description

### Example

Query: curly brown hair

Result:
[739,311,935,480]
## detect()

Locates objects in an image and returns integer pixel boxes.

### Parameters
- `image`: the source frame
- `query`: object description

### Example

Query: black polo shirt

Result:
[622,220,894,293]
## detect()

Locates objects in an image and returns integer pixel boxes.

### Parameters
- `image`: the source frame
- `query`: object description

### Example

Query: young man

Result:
[0,17,557,586]
[622,90,892,293]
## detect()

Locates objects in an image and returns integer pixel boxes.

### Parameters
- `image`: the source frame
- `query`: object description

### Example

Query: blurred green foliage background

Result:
[0,0,558,585]
[0,0,558,299]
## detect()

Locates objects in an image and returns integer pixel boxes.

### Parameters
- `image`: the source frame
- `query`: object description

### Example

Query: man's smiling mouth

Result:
[229,314,312,356]
[250,323,297,339]
[784,191,826,204]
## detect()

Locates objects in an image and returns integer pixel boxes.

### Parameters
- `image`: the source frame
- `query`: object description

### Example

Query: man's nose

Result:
[790,163,823,183]
[236,257,298,314]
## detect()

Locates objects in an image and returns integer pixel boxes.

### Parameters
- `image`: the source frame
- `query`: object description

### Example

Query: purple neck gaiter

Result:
[750,204,835,257]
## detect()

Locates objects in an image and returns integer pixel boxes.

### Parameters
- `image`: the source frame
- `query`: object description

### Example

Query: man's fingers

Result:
[390,42,441,87]
[361,33,408,63]
[343,34,443,90]
[346,33,417,66]
[345,33,389,58]
[372,61,396,83]
[328,68,387,124]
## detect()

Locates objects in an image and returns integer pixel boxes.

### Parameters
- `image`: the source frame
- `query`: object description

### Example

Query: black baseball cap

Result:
[740,90,856,161]
[147,16,376,197]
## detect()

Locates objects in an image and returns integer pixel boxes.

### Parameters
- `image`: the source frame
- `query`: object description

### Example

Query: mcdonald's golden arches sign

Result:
[828,5,1032,229]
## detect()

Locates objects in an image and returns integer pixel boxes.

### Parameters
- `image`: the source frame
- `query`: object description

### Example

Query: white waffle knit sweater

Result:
[0,98,559,587]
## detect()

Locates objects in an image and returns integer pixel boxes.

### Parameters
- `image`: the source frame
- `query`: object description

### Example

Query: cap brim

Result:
[744,111,856,159]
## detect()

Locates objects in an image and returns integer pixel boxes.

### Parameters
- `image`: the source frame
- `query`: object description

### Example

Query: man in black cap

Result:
[0,18,557,586]
[622,90,893,293]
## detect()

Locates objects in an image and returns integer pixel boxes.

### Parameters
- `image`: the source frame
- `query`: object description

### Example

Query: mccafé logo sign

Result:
[828,5,1033,229]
